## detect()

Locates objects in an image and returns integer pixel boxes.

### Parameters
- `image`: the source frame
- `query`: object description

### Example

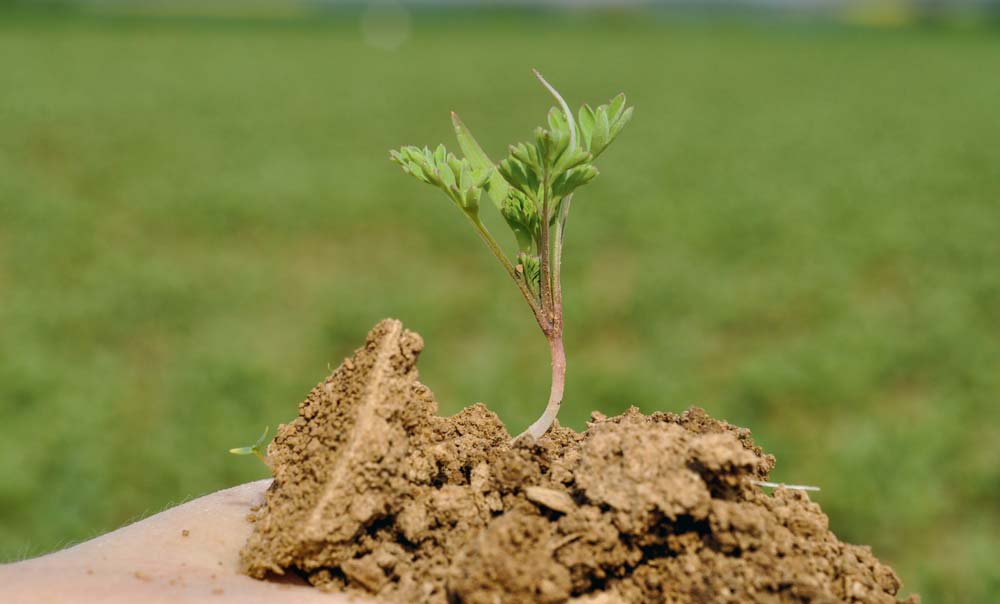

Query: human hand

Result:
[0,480,374,604]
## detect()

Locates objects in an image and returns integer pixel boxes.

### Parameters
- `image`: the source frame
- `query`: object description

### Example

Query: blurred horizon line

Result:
[6,0,1000,26]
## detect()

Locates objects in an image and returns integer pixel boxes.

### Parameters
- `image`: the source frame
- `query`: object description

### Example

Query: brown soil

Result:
[240,319,916,604]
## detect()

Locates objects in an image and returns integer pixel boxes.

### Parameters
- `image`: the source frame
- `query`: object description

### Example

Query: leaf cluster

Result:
[494,94,633,224]
[389,145,491,216]
[390,77,632,297]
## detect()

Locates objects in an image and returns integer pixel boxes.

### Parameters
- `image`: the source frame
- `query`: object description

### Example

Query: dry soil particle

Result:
[241,319,916,604]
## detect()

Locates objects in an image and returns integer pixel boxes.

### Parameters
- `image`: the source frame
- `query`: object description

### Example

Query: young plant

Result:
[391,70,632,441]
[229,426,271,466]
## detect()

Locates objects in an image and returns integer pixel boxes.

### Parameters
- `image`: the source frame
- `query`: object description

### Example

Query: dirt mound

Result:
[241,319,916,604]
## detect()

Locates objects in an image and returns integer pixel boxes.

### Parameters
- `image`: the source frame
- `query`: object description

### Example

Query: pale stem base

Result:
[515,335,566,441]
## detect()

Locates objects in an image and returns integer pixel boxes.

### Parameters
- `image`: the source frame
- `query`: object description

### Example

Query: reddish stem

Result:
[515,334,565,441]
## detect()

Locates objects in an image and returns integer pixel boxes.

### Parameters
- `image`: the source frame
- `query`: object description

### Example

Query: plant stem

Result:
[468,214,549,330]
[516,193,571,442]
[538,180,553,326]
[514,70,578,443]
[515,335,566,441]
[551,194,572,328]
[470,210,567,444]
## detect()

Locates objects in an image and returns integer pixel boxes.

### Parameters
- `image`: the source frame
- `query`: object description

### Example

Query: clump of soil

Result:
[241,319,916,604]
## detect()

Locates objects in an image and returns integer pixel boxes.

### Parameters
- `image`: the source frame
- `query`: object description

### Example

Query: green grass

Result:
[1,11,998,603]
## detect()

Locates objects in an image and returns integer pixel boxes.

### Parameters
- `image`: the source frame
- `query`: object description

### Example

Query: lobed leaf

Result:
[498,145,542,200]
[552,164,599,199]
[577,93,633,159]
[391,144,486,216]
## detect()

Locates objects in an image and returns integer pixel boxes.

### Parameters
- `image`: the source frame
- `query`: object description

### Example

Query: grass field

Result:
[1,9,998,602]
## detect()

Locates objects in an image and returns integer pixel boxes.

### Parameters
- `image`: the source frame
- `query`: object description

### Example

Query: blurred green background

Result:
[1,2,998,603]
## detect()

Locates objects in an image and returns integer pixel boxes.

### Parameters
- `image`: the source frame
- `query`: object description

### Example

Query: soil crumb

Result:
[241,319,916,604]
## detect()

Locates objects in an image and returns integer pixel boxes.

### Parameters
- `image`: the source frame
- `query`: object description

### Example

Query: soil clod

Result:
[241,319,915,604]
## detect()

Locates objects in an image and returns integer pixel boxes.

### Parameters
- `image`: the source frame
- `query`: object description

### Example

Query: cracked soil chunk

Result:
[240,319,917,604]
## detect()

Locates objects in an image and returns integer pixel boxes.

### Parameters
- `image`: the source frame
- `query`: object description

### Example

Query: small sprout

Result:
[391,70,632,442]
[229,426,271,466]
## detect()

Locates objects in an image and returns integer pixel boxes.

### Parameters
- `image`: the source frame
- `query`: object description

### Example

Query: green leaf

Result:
[446,154,464,188]
[607,93,627,123]
[547,107,569,140]
[510,142,539,168]
[391,144,485,217]
[535,123,569,167]
[610,106,634,140]
[252,426,270,448]
[534,127,553,165]
[451,112,509,209]
[501,190,539,252]
[498,143,542,199]
[587,95,633,159]
[578,104,596,151]
[390,146,431,185]
[553,148,592,176]
[591,106,611,156]
[516,251,541,295]
[459,186,481,215]
[552,164,599,198]
[229,426,270,463]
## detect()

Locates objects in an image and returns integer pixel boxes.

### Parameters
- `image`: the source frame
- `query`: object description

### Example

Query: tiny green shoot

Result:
[229,426,270,465]
[391,70,633,441]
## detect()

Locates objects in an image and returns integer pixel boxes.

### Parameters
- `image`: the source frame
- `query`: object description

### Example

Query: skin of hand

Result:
[0,480,375,604]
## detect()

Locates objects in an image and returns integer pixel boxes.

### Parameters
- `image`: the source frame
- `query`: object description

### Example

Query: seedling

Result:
[229,426,270,466]
[391,70,632,441]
